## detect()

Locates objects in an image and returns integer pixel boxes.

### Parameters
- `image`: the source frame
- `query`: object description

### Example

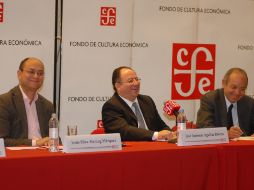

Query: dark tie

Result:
[227,104,234,129]
[132,102,146,129]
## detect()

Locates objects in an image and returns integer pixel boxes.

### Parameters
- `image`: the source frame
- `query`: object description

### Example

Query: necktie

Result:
[227,104,234,129]
[132,102,146,129]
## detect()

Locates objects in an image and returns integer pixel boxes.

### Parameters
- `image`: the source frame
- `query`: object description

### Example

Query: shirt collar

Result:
[119,95,138,108]
[19,85,38,103]
[224,96,237,109]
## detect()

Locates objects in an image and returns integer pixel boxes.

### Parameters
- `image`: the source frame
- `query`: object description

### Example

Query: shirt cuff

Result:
[32,139,37,146]
[152,132,158,141]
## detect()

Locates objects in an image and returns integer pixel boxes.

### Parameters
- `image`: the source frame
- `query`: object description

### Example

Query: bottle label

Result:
[177,123,186,131]
[49,128,58,138]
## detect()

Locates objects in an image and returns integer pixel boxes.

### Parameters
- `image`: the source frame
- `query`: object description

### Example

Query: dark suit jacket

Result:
[102,93,170,141]
[0,86,54,146]
[196,88,254,135]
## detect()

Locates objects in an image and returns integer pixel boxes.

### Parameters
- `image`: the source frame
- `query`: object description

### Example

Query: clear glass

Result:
[67,125,78,136]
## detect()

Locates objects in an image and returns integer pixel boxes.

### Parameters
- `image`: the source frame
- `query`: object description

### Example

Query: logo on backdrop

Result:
[100,7,116,26]
[0,2,3,23]
[172,43,215,100]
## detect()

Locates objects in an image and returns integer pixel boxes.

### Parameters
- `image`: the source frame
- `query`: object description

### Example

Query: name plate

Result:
[0,138,6,157]
[63,133,122,153]
[177,127,229,146]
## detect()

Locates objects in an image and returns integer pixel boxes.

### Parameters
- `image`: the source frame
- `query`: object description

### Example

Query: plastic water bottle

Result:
[48,113,59,152]
[177,108,187,131]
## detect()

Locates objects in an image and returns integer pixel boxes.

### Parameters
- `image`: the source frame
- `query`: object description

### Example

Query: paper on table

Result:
[238,136,254,141]
[7,146,39,150]
[7,146,63,150]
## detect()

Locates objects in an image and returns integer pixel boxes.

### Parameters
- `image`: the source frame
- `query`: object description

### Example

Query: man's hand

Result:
[36,137,50,146]
[228,126,243,139]
[158,130,176,141]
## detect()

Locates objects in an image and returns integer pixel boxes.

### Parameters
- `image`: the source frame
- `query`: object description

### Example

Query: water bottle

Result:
[177,108,187,131]
[48,113,59,152]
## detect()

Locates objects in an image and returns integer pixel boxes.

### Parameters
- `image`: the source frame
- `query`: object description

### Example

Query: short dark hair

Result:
[112,66,133,92]
[19,57,31,70]
[223,67,248,86]
[19,57,44,71]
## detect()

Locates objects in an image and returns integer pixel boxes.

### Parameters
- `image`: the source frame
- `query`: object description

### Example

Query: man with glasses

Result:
[0,57,53,146]
[102,66,175,141]
[196,68,254,139]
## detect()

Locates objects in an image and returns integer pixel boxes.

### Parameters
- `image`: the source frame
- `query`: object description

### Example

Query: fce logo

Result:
[0,2,3,23]
[100,7,116,26]
[172,43,216,100]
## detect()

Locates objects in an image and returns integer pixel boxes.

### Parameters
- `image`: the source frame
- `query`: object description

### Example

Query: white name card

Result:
[177,127,229,146]
[63,133,122,153]
[0,138,6,157]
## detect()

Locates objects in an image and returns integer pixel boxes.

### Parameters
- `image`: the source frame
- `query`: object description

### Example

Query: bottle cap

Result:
[178,108,184,113]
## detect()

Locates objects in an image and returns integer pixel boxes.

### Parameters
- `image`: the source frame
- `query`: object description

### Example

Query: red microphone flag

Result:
[163,100,180,116]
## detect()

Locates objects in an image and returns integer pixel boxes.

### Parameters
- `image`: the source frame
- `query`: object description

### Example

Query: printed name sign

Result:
[177,127,228,146]
[63,133,122,153]
[0,138,6,157]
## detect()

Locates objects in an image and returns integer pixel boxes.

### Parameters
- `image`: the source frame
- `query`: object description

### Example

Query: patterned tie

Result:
[132,102,146,129]
[227,104,234,129]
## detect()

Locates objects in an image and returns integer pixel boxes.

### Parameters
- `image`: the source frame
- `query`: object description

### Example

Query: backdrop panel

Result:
[60,0,134,136]
[132,0,254,125]
[132,0,201,125]
[0,0,56,101]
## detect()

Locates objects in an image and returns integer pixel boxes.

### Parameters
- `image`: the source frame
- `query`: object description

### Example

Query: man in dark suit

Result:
[196,68,254,139]
[102,66,175,141]
[0,57,53,146]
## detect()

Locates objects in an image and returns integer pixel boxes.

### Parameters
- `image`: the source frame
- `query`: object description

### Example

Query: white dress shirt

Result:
[19,86,41,146]
[225,97,239,126]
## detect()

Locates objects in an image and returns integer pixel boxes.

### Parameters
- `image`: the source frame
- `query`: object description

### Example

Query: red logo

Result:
[97,120,104,128]
[0,2,3,23]
[100,7,116,26]
[172,43,216,100]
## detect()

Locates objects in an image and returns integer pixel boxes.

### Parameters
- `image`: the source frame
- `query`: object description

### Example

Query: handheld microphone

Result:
[163,100,181,117]
[163,100,181,127]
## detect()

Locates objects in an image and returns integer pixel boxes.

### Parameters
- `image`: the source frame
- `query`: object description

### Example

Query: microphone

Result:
[163,100,181,117]
[163,100,181,128]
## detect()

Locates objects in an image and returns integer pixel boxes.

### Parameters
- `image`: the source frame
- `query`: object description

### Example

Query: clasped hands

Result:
[36,137,50,146]
[228,125,245,139]
[158,130,177,141]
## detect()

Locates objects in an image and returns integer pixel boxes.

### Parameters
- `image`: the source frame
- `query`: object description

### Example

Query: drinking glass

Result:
[67,125,78,136]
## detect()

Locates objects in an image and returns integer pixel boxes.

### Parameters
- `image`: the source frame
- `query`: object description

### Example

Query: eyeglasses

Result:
[21,69,45,77]
[119,77,141,84]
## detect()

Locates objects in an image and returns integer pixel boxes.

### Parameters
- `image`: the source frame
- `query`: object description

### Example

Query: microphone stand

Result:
[173,110,179,127]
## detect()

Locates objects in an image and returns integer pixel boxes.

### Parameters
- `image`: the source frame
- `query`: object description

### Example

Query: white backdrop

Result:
[0,0,56,101]
[60,0,254,136]
[60,0,134,136]
[131,0,254,124]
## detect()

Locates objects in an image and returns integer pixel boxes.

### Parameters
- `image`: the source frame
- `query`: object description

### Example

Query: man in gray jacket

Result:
[0,57,53,146]
[196,68,254,139]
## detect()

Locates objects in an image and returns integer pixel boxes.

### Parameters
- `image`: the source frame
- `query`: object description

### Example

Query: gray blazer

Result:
[196,88,254,135]
[0,86,54,146]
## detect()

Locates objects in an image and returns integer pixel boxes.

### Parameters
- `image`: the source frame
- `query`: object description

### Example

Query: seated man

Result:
[102,66,175,141]
[0,57,54,146]
[196,68,254,139]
